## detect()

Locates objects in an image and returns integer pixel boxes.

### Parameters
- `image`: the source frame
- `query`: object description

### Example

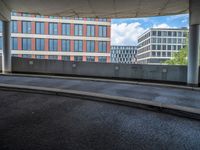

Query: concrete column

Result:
[2,20,11,73]
[187,25,200,86]
[187,0,200,86]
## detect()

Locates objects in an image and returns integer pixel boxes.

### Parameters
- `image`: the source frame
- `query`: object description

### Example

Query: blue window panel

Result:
[0,21,2,33]
[87,25,95,37]
[49,39,58,51]
[62,56,70,61]
[74,24,83,36]
[49,23,58,35]
[74,40,83,52]
[22,38,31,50]
[22,54,32,58]
[74,56,83,62]
[36,55,45,59]
[62,40,70,51]
[11,21,18,33]
[62,24,70,35]
[86,56,95,62]
[98,18,107,22]
[11,37,18,50]
[36,22,45,34]
[98,56,107,63]
[86,41,95,52]
[22,21,31,33]
[0,37,2,49]
[36,39,45,50]
[98,41,107,53]
[99,26,107,37]
[49,55,58,60]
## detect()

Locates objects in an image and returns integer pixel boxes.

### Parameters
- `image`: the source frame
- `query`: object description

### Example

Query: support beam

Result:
[187,25,200,86]
[2,21,11,73]
[187,0,200,86]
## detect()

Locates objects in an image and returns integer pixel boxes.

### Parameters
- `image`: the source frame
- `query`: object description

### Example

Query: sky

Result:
[111,14,189,46]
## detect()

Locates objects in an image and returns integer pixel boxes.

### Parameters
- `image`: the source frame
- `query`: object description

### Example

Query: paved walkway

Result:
[0,74,200,119]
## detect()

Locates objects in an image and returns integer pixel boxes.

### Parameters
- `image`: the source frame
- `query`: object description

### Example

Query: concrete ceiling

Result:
[0,0,189,20]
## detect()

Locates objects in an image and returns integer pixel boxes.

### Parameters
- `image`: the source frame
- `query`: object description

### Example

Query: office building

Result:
[111,46,137,64]
[0,12,111,63]
[137,28,188,64]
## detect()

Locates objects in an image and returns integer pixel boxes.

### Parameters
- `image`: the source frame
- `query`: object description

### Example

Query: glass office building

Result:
[137,28,188,64]
[111,46,137,64]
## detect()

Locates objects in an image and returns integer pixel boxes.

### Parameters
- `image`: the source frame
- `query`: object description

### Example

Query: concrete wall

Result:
[11,57,199,84]
[0,57,197,84]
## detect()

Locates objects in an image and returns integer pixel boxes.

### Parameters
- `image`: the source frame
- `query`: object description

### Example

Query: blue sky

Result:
[111,14,189,46]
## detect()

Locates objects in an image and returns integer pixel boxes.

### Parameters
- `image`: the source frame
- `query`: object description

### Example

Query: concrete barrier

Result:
[10,57,200,84]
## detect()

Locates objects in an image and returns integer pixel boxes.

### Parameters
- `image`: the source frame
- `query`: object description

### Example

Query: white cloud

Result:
[111,22,145,46]
[153,23,171,28]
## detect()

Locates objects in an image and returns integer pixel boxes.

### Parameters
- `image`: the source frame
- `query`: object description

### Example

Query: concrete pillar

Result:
[2,20,11,73]
[187,0,200,86]
[187,25,200,86]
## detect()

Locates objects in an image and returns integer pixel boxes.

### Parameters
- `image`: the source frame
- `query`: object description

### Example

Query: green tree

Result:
[164,34,188,65]
[163,46,188,65]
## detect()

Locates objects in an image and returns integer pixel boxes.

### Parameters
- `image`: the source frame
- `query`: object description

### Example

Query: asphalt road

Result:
[0,90,200,150]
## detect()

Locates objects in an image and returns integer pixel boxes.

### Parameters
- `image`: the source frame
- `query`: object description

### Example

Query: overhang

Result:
[0,0,188,20]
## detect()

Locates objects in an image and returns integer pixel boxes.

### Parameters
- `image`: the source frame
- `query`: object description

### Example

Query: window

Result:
[74,40,83,52]
[152,31,156,36]
[87,25,95,37]
[22,21,31,33]
[74,24,83,36]
[11,21,18,33]
[87,18,95,21]
[86,56,95,62]
[22,54,32,58]
[152,52,156,57]
[87,41,95,52]
[36,39,45,50]
[99,56,107,63]
[49,23,58,35]
[178,32,182,37]
[168,31,172,36]
[49,39,58,51]
[98,41,107,53]
[162,45,166,50]
[22,38,31,50]
[158,31,161,36]
[36,55,45,59]
[0,21,2,33]
[0,37,2,49]
[167,45,171,50]
[62,56,70,61]
[157,45,161,50]
[152,45,156,50]
[99,26,107,37]
[22,13,31,17]
[98,18,107,22]
[62,23,70,35]
[11,38,18,50]
[36,22,45,34]
[49,55,58,60]
[61,40,70,51]
[74,56,83,62]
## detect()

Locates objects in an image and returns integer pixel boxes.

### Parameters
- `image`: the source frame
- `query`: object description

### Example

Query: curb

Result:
[1,73,200,92]
[0,83,199,121]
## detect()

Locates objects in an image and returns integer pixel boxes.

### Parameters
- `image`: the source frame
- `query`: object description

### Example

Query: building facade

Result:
[137,28,188,64]
[0,12,111,63]
[111,46,137,64]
